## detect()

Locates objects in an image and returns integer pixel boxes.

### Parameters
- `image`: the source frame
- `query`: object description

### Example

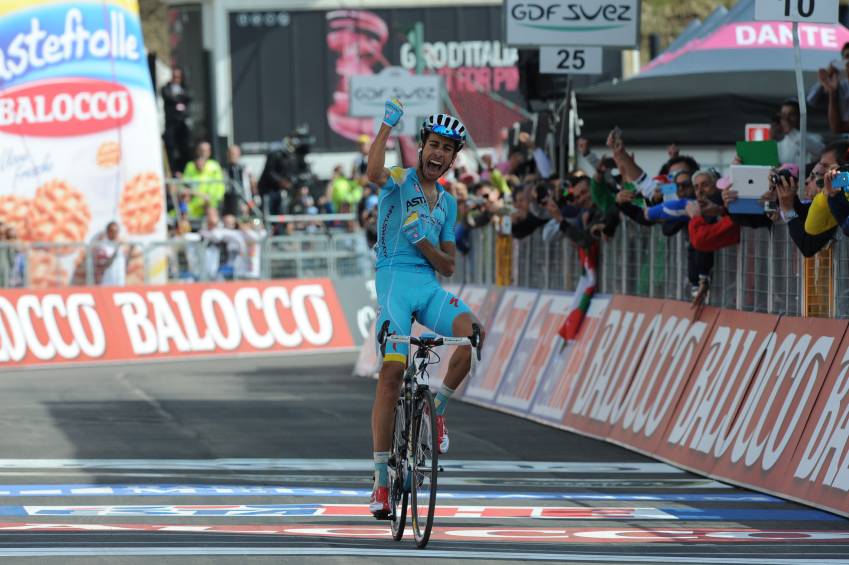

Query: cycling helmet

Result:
[420,113,466,151]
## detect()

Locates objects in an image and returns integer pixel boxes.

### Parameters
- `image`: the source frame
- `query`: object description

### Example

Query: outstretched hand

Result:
[383,98,404,128]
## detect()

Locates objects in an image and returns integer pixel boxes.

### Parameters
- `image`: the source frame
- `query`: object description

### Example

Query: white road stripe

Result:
[0,547,843,563]
[0,459,684,474]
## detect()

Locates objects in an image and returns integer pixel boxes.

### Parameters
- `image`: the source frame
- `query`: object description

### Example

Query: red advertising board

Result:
[779,324,849,517]
[656,309,781,471]
[705,316,846,493]
[562,296,672,441]
[606,300,719,454]
[0,279,354,368]
[496,292,573,413]
[528,296,610,424]
[464,289,538,403]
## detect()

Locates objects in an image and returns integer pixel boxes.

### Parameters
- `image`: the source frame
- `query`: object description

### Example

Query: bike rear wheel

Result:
[410,390,438,548]
[389,399,408,540]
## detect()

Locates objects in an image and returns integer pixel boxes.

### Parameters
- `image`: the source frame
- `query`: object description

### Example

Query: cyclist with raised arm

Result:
[367,98,485,519]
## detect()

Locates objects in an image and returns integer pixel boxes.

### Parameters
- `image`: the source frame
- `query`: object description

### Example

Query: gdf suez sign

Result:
[540,47,602,75]
[755,0,838,24]
[505,0,640,48]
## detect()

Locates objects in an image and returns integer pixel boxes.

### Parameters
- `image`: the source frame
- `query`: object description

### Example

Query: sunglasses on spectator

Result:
[677,180,693,188]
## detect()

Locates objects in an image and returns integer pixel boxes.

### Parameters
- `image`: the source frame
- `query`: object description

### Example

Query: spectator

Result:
[237,218,268,279]
[5,226,25,288]
[258,142,295,217]
[184,141,225,220]
[222,144,256,217]
[542,176,619,248]
[777,99,824,165]
[576,137,601,177]
[327,165,356,213]
[94,221,134,286]
[779,165,834,257]
[161,66,192,175]
[352,134,371,178]
[808,42,849,134]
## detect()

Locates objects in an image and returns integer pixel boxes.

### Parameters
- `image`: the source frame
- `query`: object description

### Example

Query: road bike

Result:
[378,322,481,548]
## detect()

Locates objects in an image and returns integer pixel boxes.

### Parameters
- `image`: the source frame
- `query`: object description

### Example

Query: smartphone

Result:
[610,126,623,143]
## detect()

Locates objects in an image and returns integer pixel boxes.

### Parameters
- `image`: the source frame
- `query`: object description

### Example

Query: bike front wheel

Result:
[410,390,438,548]
[389,399,408,541]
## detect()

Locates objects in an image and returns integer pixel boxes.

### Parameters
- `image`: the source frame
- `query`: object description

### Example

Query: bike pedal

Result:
[372,510,392,521]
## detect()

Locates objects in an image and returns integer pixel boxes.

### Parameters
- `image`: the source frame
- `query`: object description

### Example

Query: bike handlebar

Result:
[387,335,473,347]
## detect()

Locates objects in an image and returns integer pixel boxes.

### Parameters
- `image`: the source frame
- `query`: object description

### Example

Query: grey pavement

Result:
[0,353,845,564]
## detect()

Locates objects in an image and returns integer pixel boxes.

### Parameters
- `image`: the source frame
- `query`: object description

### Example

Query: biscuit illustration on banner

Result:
[0,195,31,238]
[27,180,91,252]
[119,172,163,235]
[96,141,122,168]
[27,250,68,289]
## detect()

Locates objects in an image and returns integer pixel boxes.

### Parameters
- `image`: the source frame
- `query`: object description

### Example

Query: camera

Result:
[770,168,794,187]
[535,182,552,204]
[833,171,849,191]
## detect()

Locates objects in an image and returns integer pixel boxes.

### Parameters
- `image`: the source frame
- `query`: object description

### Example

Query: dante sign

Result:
[505,0,641,48]
[349,68,440,118]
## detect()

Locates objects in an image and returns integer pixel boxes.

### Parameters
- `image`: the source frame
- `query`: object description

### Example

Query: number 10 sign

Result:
[754,0,838,23]
[540,47,603,75]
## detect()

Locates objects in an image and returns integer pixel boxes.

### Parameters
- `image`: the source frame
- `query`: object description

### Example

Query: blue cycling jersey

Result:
[375,167,457,271]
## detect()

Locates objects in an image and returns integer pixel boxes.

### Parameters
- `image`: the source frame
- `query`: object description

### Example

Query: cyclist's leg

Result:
[417,283,484,451]
[371,271,414,498]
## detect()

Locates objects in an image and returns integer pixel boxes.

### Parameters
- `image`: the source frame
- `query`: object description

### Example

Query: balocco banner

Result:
[0,0,166,286]
[352,288,849,517]
[0,279,354,367]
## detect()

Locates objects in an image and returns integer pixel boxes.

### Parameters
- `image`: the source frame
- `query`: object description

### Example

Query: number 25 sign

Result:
[755,0,838,23]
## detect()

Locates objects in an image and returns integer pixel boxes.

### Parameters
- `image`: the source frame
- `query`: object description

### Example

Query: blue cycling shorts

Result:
[376,267,471,364]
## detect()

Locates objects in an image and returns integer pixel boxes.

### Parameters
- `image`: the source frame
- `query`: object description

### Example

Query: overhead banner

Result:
[0,0,166,286]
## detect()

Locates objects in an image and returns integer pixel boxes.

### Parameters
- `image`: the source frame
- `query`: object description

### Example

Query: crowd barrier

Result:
[0,277,379,368]
[354,286,849,518]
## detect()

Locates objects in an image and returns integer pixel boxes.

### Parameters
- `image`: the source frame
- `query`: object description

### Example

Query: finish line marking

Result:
[0,523,848,544]
[0,484,778,503]
[6,504,841,521]
[0,546,845,562]
[0,459,684,474]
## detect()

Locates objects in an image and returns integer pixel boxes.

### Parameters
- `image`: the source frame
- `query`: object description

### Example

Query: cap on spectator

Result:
[717,176,732,190]
[358,134,370,144]
[778,163,800,179]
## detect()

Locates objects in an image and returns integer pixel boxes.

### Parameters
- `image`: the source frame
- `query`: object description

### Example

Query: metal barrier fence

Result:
[0,231,373,288]
[452,221,849,318]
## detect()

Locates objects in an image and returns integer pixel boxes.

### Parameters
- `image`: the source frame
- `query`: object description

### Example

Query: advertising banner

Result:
[0,279,354,368]
[563,296,674,441]
[505,0,641,48]
[496,291,573,413]
[657,310,784,472]
[529,295,609,423]
[783,325,849,517]
[229,6,523,151]
[463,288,537,404]
[703,316,846,495]
[0,0,166,286]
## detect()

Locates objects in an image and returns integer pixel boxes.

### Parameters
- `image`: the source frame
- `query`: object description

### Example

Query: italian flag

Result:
[559,242,598,342]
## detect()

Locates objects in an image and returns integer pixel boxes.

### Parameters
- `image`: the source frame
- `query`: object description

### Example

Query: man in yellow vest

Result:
[183,141,225,220]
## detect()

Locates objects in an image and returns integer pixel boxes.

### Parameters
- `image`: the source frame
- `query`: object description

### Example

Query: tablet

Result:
[728,165,771,215]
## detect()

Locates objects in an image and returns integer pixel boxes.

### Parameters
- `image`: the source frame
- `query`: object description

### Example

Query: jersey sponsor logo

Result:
[406,196,426,209]
[449,297,459,307]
